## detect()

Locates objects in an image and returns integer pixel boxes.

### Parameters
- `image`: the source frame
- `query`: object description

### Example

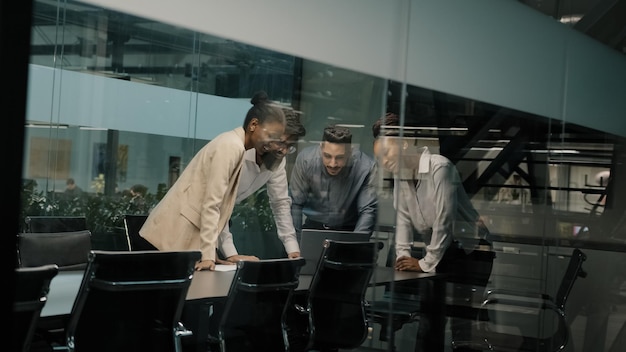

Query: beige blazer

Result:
[140,127,246,262]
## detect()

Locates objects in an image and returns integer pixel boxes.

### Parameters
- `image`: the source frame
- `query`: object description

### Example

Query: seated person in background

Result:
[372,113,493,351]
[129,184,148,213]
[289,125,378,240]
[496,173,530,206]
[218,110,307,263]
[65,178,83,197]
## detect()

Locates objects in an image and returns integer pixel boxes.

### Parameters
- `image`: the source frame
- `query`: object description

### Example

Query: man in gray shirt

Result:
[289,125,378,240]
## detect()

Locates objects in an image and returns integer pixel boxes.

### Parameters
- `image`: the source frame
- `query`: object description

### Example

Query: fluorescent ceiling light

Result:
[26,123,67,129]
[335,124,364,128]
[79,126,108,131]
[560,15,583,24]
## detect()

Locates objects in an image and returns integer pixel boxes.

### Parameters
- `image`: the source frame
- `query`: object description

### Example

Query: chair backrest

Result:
[555,248,587,310]
[24,216,88,233]
[299,229,372,275]
[122,214,157,251]
[218,257,305,352]
[65,250,201,352]
[17,230,92,271]
[12,264,59,352]
[306,240,383,351]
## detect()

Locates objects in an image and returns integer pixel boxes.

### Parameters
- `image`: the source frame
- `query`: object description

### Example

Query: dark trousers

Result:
[394,240,494,351]
[435,240,495,351]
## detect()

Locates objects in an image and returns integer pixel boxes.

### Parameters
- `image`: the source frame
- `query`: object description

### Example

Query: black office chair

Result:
[16,230,92,349]
[24,216,88,233]
[367,245,421,350]
[451,248,587,352]
[17,230,92,271]
[368,239,495,351]
[122,214,157,251]
[299,240,383,352]
[64,250,201,352]
[12,264,59,352]
[218,257,306,352]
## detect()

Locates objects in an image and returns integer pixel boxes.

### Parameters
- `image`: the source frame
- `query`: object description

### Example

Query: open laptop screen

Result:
[299,229,372,275]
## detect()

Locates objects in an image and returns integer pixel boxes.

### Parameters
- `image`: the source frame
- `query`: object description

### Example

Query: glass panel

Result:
[21,1,626,351]
[375,81,626,351]
[30,0,296,99]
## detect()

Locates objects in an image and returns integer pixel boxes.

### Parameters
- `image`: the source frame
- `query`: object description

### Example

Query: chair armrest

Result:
[479,296,570,346]
[483,294,562,314]
[485,288,554,304]
[175,321,194,338]
[293,303,309,314]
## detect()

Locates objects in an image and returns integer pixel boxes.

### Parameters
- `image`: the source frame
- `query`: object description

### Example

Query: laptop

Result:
[299,229,372,275]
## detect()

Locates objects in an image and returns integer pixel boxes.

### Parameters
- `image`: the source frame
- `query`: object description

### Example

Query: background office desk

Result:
[41,270,83,318]
[40,266,444,351]
[41,269,249,318]
[185,269,311,301]
[42,266,439,317]
[183,267,442,352]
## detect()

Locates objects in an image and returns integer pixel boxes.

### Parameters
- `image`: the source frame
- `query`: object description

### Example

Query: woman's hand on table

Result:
[195,259,215,271]
[226,255,259,263]
[216,258,232,265]
[395,256,423,272]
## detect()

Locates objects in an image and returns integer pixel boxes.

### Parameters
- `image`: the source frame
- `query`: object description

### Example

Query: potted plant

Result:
[19,179,161,250]
[230,186,286,259]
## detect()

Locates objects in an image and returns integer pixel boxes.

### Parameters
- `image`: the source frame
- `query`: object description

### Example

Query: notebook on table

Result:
[299,229,372,275]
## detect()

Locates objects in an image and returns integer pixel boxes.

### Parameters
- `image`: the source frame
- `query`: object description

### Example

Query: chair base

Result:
[452,328,566,352]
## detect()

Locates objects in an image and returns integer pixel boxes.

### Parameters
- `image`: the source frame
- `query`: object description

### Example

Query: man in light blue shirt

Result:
[289,125,378,240]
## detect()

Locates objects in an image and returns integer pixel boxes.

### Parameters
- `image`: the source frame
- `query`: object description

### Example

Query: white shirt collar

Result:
[417,146,431,175]
[244,148,257,162]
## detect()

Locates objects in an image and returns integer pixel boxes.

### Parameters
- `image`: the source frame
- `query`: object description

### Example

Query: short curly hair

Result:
[372,112,401,138]
[323,125,352,144]
[283,109,306,139]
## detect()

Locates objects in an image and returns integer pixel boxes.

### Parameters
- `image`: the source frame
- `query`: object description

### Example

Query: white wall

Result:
[27,65,249,140]
[80,0,626,137]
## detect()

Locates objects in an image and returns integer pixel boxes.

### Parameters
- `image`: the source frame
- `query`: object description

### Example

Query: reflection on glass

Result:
[30,0,296,100]
[20,2,626,350]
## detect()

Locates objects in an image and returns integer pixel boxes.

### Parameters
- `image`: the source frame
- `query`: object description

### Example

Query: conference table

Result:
[41,266,446,351]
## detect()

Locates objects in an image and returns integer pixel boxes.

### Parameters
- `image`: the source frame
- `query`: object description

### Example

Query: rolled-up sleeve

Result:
[289,153,309,238]
[267,164,300,254]
[395,183,414,260]
[354,163,378,233]
[218,221,238,258]
[418,163,456,272]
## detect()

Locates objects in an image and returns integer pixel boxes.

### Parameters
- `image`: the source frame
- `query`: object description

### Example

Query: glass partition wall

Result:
[21,1,626,351]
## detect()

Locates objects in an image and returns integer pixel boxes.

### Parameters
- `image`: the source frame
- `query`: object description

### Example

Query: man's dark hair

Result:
[131,184,148,196]
[284,110,306,139]
[372,112,400,138]
[323,125,351,144]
